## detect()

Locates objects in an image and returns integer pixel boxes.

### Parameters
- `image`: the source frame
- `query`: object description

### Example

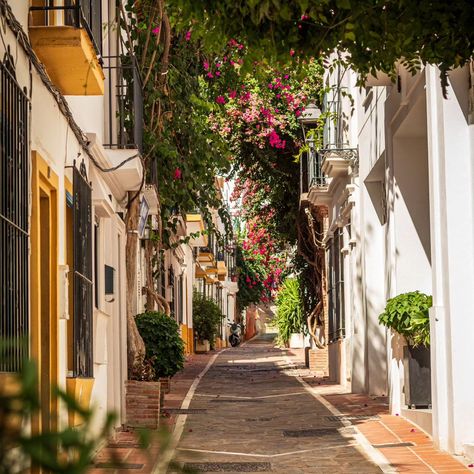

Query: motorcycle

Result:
[228,321,242,347]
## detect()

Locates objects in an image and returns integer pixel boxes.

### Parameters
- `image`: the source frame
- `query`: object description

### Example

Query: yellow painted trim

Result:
[65,377,94,427]
[31,151,59,435]
[29,27,104,95]
[64,176,73,195]
[188,327,194,354]
[180,324,190,355]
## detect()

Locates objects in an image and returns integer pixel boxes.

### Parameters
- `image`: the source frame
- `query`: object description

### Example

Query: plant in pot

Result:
[378,291,432,408]
[193,291,224,352]
[136,311,185,398]
[275,278,305,348]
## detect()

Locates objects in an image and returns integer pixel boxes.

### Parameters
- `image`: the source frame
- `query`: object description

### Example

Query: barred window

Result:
[72,164,93,377]
[327,227,345,343]
[0,60,29,372]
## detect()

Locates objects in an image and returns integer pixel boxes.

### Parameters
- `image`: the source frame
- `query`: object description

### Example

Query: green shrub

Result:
[275,278,304,345]
[378,291,432,347]
[192,291,224,344]
[136,312,185,378]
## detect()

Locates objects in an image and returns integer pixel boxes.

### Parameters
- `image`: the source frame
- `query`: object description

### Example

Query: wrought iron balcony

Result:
[103,55,143,153]
[29,0,104,95]
[300,146,327,196]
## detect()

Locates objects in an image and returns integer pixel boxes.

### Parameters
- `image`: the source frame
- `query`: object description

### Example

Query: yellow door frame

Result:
[30,151,59,435]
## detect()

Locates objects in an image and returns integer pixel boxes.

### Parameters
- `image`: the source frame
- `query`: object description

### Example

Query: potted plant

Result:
[378,291,432,408]
[275,278,305,348]
[135,311,185,398]
[193,291,224,352]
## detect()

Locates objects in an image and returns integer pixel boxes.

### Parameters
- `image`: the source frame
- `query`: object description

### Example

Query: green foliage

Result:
[236,242,268,312]
[192,291,225,343]
[275,278,304,344]
[123,1,233,245]
[172,1,474,95]
[136,312,185,378]
[0,358,115,473]
[378,291,432,347]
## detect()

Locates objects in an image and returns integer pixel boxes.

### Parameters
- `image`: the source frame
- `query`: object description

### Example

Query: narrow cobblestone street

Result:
[172,334,384,473]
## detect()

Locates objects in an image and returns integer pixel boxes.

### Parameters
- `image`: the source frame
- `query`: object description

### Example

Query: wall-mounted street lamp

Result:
[297,102,322,141]
[298,103,324,191]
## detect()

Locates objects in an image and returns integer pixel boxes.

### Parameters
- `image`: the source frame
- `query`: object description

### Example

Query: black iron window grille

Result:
[0,60,30,372]
[168,266,175,318]
[29,0,102,56]
[73,164,93,377]
[177,274,184,324]
[327,228,345,343]
[103,54,143,153]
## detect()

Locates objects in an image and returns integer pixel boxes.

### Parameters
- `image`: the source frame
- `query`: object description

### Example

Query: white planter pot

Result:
[289,333,305,349]
[196,339,210,353]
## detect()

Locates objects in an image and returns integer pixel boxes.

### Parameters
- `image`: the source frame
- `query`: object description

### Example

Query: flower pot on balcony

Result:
[403,345,431,409]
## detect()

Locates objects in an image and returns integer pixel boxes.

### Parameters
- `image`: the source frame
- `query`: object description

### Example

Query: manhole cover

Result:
[373,442,415,448]
[210,399,263,403]
[283,428,339,437]
[95,463,144,469]
[325,415,380,422]
[183,462,272,472]
[161,408,207,414]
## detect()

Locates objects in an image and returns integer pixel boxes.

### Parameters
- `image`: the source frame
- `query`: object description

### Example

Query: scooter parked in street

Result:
[228,321,242,347]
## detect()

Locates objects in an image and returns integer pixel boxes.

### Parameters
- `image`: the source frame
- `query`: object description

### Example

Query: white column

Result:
[426,65,474,454]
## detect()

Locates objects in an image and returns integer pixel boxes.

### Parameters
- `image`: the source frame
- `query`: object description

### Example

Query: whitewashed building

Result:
[305,57,474,459]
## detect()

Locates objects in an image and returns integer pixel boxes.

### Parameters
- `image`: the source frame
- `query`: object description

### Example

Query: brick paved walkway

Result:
[89,351,218,474]
[91,335,472,473]
[172,335,471,473]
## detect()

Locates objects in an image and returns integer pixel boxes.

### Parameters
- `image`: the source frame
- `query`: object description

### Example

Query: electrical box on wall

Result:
[104,264,115,296]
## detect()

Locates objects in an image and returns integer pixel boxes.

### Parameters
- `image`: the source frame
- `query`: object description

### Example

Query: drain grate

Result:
[373,442,415,448]
[183,462,272,472]
[325,415,380,422]
[210,399,263,403]
[105,443,141,448]
[283,428,339,437]
[94,463,144,469]
[161,408,207,414]
[245,417,273,422]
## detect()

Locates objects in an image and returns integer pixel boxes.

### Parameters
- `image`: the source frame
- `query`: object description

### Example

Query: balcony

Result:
[29,1,104,96]
[103,55,143,153]
[199,233,216,265]
[321,148,358,178]
[186,212,207,247]
[301,148,328,206]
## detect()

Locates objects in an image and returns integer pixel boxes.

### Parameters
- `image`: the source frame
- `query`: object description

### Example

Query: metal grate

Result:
[183,463,272,472]
[73,164,93,377]
[0,60,29,372]
[161,408,207,414]
[95,463,143,470]
[283,428,340,437]
[325,415,380,422]
[210,399,263,403]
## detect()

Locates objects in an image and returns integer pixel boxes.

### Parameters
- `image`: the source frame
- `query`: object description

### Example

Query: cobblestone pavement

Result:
[172,335,384,474]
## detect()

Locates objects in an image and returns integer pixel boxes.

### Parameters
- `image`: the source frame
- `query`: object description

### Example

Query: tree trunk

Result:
[125,191,146,377]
